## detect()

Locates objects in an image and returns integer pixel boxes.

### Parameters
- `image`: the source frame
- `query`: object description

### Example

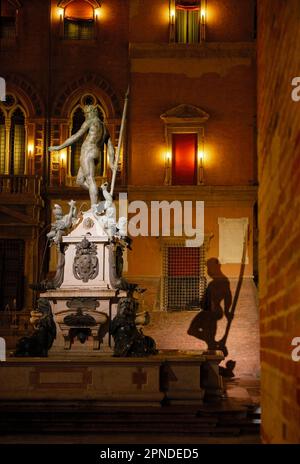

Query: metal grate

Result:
[162,244,206,311]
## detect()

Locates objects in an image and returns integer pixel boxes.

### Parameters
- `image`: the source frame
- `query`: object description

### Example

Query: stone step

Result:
[0,398,260,437]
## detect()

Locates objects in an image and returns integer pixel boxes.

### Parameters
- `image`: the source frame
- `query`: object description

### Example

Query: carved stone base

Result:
[1,351,224,406]
[40,289,126,353]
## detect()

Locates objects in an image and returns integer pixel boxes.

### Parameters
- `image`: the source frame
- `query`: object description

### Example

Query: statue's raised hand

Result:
[48,146,60,152]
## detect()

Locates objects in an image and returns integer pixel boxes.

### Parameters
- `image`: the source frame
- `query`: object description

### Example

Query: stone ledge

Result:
[129,42,256,59]
[127,185,258,204]
[0,351,224,406]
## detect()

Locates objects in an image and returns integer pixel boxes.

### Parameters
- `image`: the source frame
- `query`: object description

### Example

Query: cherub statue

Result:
[93,182,117,237]
[47,200,77,248]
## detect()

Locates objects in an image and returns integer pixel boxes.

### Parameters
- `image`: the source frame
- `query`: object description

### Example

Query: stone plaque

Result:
[218,217,249,264]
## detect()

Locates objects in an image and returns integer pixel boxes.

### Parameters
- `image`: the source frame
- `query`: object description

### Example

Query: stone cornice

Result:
[127,185,258,205]
[129,42,256,60]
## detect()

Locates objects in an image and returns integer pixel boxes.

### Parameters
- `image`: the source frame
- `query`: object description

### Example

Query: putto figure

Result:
[47,200,77,248]
[49,105,115,207]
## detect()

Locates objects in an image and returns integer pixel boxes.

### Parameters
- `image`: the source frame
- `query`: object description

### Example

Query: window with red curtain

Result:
[172,133,197,185]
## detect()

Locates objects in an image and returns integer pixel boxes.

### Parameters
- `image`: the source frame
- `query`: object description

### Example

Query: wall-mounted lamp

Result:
[27,144,34,175]
[198,150,204,185]
[57,7,64,19]
[169,0,176,42]
[59,150,67,185]
[164,151,172,185]
[200,0,207,42]
[95,7,101,19]
[170,8,175,25]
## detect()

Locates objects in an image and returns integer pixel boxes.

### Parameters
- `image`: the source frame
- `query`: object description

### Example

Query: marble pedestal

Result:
[41,211,126,353]
[42,289,124,353]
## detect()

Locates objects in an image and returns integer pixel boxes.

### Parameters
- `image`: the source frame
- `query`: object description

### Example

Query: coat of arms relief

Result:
[73,236,99,283]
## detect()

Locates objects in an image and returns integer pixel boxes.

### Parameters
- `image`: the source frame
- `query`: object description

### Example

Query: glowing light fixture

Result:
[27,144,34,156]
[60,150,67,166]
[165,151,171,165]
[200,0,207,42]
[169,0,176,42]
[57,7,64,19]
[27,144,34,175]
[170,8,176,24]
[164,151,172,185]
[95,7,101,19]
[198,149,205,185]
[59,150,67,185]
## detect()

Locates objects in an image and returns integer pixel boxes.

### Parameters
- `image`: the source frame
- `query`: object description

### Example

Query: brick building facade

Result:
[0,1,259,377]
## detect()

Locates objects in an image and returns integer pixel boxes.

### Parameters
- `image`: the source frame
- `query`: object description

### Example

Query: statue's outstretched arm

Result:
[64,200,77,229]
[49,121,89,151]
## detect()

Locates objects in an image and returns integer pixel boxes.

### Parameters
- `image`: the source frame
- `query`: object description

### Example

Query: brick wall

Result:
[258,0,300,444]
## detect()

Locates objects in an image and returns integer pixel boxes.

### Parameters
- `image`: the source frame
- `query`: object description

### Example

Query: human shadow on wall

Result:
[188,236,247,377]
[188,258,233,355]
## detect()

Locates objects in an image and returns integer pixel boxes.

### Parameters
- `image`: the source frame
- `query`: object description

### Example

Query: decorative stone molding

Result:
[58,0,101,8]
[130,42,256,60]
[160,104,209,125]
[127,185,258,205]
[2,74,44,117]
[52,73,121,118]
[160,104,209,185]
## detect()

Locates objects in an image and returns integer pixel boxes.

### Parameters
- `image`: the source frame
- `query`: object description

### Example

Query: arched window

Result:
[64,0,95,40]
[0,94,27,176]
[10,107,25,175]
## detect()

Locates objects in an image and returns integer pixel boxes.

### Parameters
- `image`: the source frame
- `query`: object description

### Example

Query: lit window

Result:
[172,133,197,185]
[175,1,200,43]
[64,0,95,40]
[0,95,27,176]
[10,108,25,175]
